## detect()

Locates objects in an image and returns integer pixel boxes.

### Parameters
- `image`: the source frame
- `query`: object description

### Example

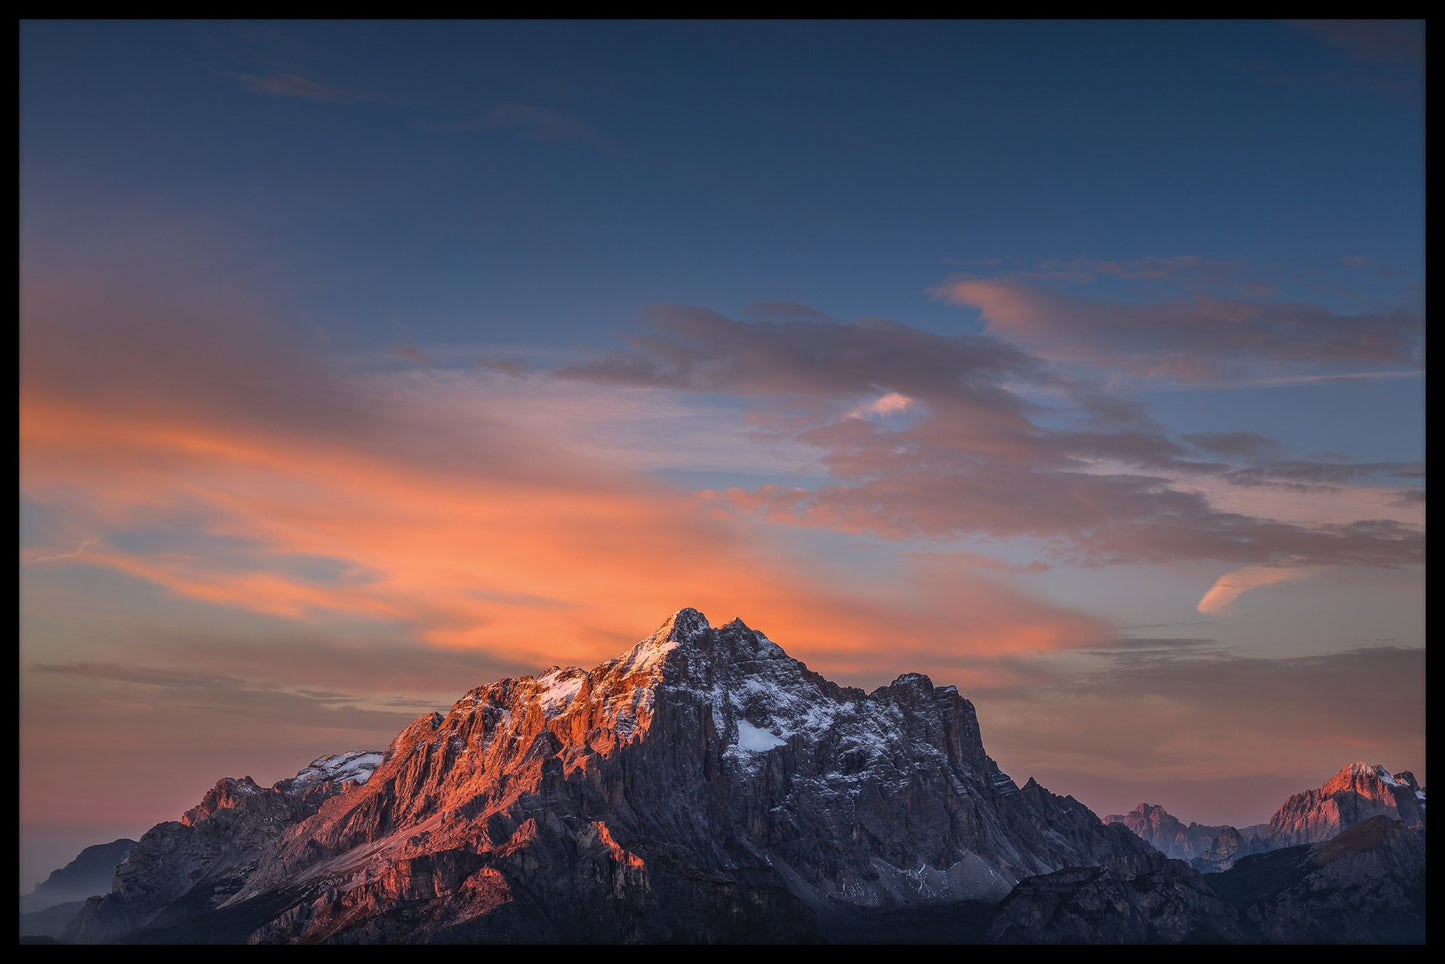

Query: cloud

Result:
[971,643,1425,825]
[559,305,1422,572]
[1293,20,1425,69]
[934,278,1423,382]
[21,539,97,565]
[1196,565,1321,615]
[478,103,604,144]
[391,342,432,368]
[1183,432,1283,458]
[849,391,915,419]
[22,275,1114,678]
[559,303,1045,414]
[232,72,386,103]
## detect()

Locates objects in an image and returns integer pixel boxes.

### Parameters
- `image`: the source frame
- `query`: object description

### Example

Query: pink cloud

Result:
[1196,565,1321,615]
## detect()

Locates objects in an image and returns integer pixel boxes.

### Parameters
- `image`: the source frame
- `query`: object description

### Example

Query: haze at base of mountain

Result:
[18,839,137,916]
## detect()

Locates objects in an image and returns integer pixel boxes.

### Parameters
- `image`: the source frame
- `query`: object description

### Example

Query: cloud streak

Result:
[559,304,1423,572]
[232,72,393,104]
[1196,565,1321,615]
[934,278,1422,383]
[477,103,604,144]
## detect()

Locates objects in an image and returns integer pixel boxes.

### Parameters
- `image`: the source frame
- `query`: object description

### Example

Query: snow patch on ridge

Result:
[536,667,587,717]
[293,751,384,788]
[735,720,787,752]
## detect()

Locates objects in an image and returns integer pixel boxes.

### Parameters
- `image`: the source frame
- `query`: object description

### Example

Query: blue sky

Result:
[20,20,1424,888]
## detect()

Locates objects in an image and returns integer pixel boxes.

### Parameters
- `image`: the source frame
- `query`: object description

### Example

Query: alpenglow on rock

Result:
[1265,762,1425,848]
[68,609,1149,944]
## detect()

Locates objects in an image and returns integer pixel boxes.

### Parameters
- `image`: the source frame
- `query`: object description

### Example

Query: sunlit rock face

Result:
[65,608,1149,944]
[67,752,380,942]
[1103,803,1235,861]
[1266,762,1426,848]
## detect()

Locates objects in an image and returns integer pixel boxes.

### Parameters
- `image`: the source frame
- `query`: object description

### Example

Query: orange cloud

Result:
[21,281,1111,690]
[1196,565,1321,615]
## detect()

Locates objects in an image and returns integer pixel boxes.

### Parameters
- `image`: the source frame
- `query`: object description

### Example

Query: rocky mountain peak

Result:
[66,609,1156,944]
[1266,761,1425,848]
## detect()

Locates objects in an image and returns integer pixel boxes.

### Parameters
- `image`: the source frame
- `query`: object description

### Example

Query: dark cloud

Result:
[560,304,1423,570]
[559,304,1045,411]
[937,279,1423,381]
[1184,432,1283,457]
[1223,459,1425,488]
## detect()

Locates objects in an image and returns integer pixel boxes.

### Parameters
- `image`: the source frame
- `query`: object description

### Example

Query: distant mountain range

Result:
[20,609,1426,944]
[1104,761,1425,872]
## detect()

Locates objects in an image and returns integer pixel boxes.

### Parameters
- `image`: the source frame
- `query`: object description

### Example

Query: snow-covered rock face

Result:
[290,751,384,789]
[70,607,1150,944]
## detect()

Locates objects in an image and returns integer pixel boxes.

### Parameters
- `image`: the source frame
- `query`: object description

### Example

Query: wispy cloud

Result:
[22,539,97,566]
[231,71,393,104]
[1196,565,1321,615]
[933,277,1422,383]
[476,103,604,144]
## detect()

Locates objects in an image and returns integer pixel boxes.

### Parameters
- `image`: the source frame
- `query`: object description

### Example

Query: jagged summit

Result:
[1267,761,1425,847]
[68,609,1151,944]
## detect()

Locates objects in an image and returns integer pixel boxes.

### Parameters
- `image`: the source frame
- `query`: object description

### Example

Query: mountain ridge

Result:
[45,609,1426,944]
[63,608,1149,943]
[1104,761,1425,872]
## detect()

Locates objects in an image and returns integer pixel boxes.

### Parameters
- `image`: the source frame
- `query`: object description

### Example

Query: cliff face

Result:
[1102,803,1243,861]
[68,609,1149,944]
[66,752,381,943]
[1265,762,1424,848]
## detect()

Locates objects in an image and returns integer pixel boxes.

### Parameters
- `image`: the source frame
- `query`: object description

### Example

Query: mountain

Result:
[1206,816,1426,942]
[1102,803,1267,864]
[1265,762,1425,848]
[65,751,381,942]
[20,839,137,916]
[1105,763,1426,873]
[981,814,1427,944]
[65,608,1150,944]
[19,838,140,940]
[984,850,1249,943]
